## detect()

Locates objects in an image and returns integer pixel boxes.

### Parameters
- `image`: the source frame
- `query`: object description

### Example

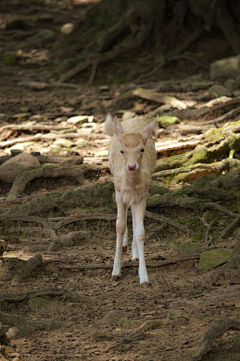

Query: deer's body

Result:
[107,116,157,286]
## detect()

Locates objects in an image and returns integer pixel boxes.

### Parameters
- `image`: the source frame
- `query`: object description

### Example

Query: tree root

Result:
[216,216,240,242]
[132,88,186,109]
[1,254,43,286]
[188,318,240,361]
[53,212,116,231]
[105,329,146,352]
[145,210,193,234]
[59,254,201,271]
[0,312,63,339]
[0,287,98,304]
[198,216,217,249]
[47,230,95,252]
[59,15,153,84]
[6,166,85,201]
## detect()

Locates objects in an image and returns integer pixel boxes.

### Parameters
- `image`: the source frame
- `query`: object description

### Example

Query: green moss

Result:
[198,248,233,270]
[42,163,59,167]
[157,115,180,128]
[0,55,18,65]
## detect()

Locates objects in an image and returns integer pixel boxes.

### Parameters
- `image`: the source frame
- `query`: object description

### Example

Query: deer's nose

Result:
[127,163,136,171]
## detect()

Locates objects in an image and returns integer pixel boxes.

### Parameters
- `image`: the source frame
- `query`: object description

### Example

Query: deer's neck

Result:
[124,169,142,188]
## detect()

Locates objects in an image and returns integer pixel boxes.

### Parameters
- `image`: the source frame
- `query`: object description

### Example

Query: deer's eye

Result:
[141,148,144,152]
[120,150,124,154]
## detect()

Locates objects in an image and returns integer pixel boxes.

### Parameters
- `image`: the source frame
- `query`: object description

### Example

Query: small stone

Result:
[61,23,74,35]
[54,138,74,148]
[67,115,88,124]
[167,309,189,321]
[211,55,240,80]
[208,84,232,98]
[10,149,23,156]
[157,115,180,128]
[122,111,136,121]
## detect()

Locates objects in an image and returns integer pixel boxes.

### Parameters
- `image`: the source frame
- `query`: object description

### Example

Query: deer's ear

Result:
[114,118,124,141]
[142,119,156,141]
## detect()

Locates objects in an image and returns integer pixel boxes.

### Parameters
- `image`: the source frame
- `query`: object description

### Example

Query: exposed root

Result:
[145,210,193,234]
[0,287,98,304]
[198,216,218,249]
[188,318,240,361]
[53,212,116,231]
[105,329,146,352]
[6,166,85,201]
[60,254,201,271]
[47,230,95,252]
[216,215,240,241]
[0,312,63,339]
[59,10,153,84]
[1,254,43,286]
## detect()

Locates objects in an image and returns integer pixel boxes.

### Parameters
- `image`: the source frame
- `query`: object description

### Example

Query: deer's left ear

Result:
[142,118,157,141]
[114,118,125,142]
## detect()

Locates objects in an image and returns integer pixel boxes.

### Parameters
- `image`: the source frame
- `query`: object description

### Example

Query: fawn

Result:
[106,115,157,286]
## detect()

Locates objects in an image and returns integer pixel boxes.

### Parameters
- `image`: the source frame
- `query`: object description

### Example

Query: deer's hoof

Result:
[112,275,120,281]
[141,282,149,288]
[122,246,127,254]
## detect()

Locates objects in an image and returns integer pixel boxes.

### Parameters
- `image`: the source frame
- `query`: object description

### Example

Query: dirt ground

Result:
[1,1,240,361]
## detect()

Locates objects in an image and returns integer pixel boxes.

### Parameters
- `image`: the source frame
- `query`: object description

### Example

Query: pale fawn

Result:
[106,114,157,286]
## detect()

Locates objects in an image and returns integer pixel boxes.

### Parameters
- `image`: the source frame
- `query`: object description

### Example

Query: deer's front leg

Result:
[131,200,149,286]
[112,191,127,281]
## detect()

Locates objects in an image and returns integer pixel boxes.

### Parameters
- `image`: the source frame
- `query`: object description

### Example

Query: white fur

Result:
[107,115,157,285]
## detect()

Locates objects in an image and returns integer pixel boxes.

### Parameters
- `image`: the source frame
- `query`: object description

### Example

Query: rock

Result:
[60,156,83,166]
[0,153,40,183]
[224,78,240,91]
[122,111,136,121]
[67,115,88,124]
[157,115,180,128]
[210,55,240,80]
[103,310,132,320]
[10,149,23,156]
[61,23,74,35]
[167,309,189,321]
[198,248,233,270]
[54,138,74,148]
[95,150,108,157]
[191,81,213,91]
[208,84,232,98]
[76,138,86,148]
[156,81,175,92]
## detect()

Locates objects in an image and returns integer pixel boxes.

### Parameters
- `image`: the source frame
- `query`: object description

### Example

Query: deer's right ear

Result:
[114,118,124,141]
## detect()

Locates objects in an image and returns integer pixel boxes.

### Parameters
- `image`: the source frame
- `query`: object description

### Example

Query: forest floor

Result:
[1,1,240,361]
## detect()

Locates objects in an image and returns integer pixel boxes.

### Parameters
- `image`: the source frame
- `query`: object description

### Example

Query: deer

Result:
[106,114,157,287]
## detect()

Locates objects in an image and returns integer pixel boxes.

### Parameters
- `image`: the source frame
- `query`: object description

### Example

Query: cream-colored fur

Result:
[107,115,157,286]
